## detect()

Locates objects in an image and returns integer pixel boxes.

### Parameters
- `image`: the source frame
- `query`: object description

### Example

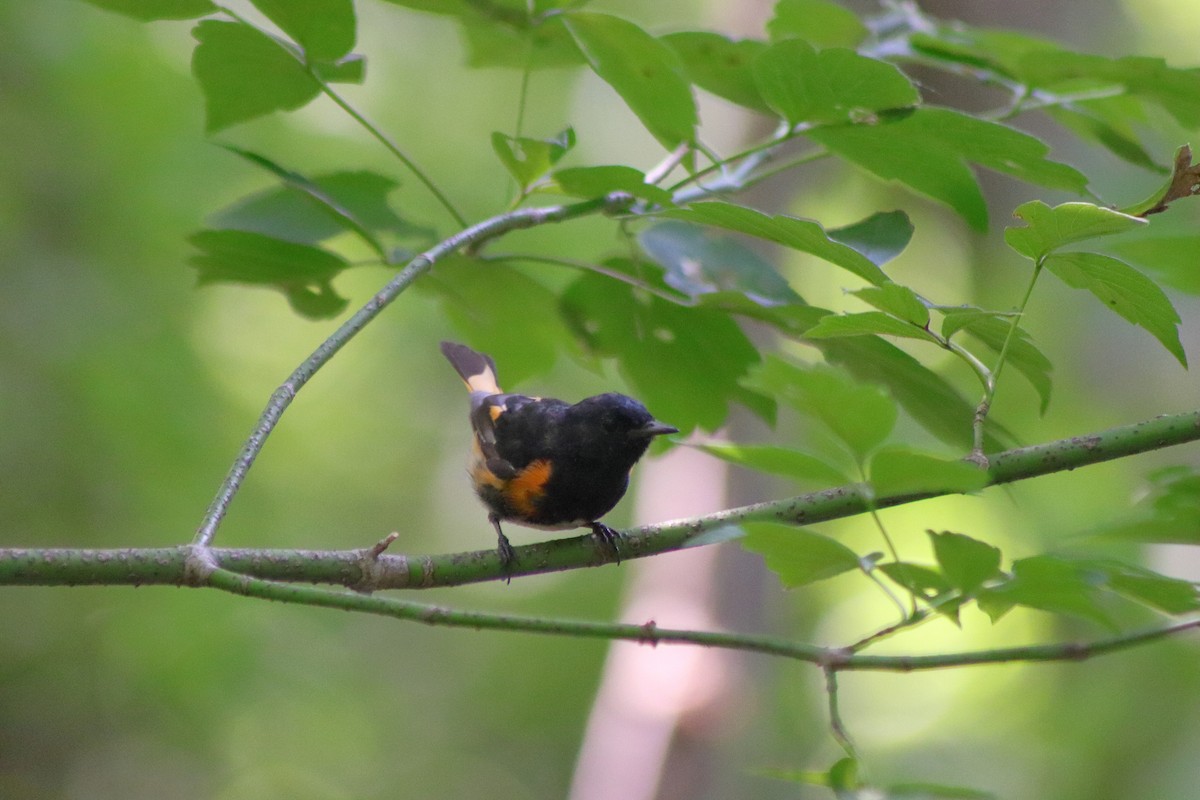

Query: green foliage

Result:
[34,0,1200,796]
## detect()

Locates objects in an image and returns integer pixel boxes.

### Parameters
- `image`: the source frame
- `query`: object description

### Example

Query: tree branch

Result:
[8,408,1199,589]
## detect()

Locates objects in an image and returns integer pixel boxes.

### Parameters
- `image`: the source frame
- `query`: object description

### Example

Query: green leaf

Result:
[695,442,847,485]
[805,311,937,343]
[310,54,365,84]
[217,147,390,258]
[81,0,215,19]
[743,523,860,588]
[1004,200,1147,261]
[1086,467,1200,545]
[751,358,896,460]
[662,32,771,114]
[766,0,867,48]
[191,20,320,132]
[188,229,350,319]
[638,221,801,306]
[828,210,913,266]
[811,109,1090,231]
[660,201,888,285]
[563,12,696,148]
[250,0,355,61]
[492,128,575,190]
[851,282,929,326]
[927,531,1002,594]
[421,258,569,385]
[870,449,990,497]
[209,169,428,248]
[942,312,1053,413]
[817,334,1012,452]
[977,555,1113,626]
[753,39,918,126]
[561,272,767,432]
[1098,561,1200,614]
[1110,235,1200,295]
[551,165,673,205]
[1044,103,1166,174]
[459,15,584,70]
[1044,252,1186,366]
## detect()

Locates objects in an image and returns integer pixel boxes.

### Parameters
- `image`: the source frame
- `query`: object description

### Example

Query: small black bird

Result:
[441,341,677,574]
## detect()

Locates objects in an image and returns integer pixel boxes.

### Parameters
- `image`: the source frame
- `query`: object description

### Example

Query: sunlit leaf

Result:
[941,312,1053,413]
[805,311,937,343]
[871,450,989,497]
[551,165,673,205]
[492,128,575,189]
[250,0,356,61]
[811,109,1089,230]
[1004,200,1145,261]
[743,523,860,588]
[927,531,1002,594]
[852,282,929,326]
[192,20,320,132]
[563,12,696,148]
[1044,252,1186,366]
[766,0,867,47]
[753,38,917,126]
[662,32,770,113]
[977,555,1113,626]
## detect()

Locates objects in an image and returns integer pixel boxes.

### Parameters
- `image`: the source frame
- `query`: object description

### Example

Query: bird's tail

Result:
[440,341,502,394]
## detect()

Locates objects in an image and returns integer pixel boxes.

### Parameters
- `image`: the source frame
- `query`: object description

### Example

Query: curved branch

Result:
[190,192,635,549]
[7,408,1198,589]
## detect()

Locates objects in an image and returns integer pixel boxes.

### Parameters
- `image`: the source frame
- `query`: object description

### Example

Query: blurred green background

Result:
[3,1,1199,798]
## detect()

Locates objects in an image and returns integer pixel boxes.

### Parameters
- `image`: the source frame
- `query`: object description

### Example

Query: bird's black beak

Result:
[634,420,679,439]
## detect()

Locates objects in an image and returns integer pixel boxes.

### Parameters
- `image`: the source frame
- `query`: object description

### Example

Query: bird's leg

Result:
[590,522,623,565]
[489,513,515,583]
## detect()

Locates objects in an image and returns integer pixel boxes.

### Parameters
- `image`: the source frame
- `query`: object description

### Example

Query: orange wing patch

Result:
[507,459,552,517]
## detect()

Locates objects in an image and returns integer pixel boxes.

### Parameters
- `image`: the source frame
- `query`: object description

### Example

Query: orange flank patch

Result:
[507,459,552,516]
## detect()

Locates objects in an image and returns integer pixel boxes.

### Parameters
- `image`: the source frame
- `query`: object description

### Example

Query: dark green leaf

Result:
[811,109,1090,231]
[695,442,847,485]
[1044,103,1166,174]
[754,39,917,126]
[638,221,801,305]
[1004,200,1145,261]
[767,0,866,47]
[561,272,767,432]
[828,210,913,266]
[82,0,215,19]
[871,450,990,497]
[188,229,350,319]
[927,531,1001,594]
[742,523,860,588]
[661,201,888,285]
[661,32,771,113]
[818,334,1011,451]
[551,165,673,205]
[805,311,936,343]
[191,20,319,132]
[1044,252,1186,366]
[563,12,696,148]
[421,258,569,385]
[209,169,428,247]
[750,358,896,460]
[217,147,389,258]
[492,128,575,189]
[250,0,355,61]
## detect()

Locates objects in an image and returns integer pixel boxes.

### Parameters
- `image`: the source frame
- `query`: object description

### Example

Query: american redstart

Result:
[441,341,678,575]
